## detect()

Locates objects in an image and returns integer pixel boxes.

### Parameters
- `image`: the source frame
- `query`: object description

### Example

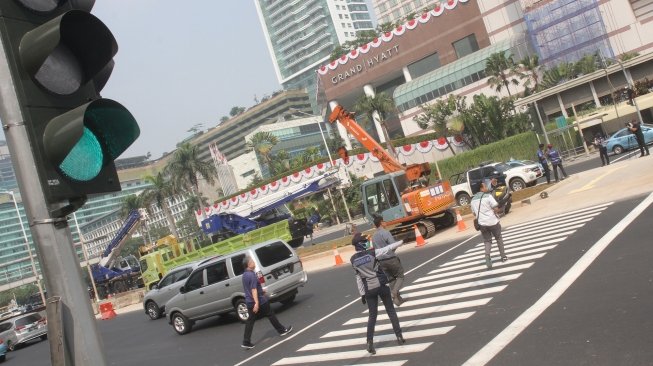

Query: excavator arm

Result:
[328,105,431,182]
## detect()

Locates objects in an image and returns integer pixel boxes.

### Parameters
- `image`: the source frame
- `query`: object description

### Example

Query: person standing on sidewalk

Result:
[241,256,292,349]
[351,235,405,354]
[627,119,650,157]
[593,134,610,166]
[546,143,568,182]
[536,144,551,184]
[371,215,405,307]
[471,181,508,270]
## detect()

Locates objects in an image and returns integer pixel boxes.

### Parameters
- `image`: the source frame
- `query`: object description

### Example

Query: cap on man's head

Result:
[547,143,553,148]
[539,143,544,149]
[352,232,368,251]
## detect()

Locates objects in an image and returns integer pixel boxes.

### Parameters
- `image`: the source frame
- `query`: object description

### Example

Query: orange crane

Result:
[328,105,456,239]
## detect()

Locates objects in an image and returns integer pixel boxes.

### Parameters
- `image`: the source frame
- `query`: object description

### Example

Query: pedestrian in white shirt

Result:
[471,180,508,269]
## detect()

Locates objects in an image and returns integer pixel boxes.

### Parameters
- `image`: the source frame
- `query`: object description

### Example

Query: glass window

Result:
[255,241,293,267]
[185,270,203,291]
[231,254,246,276]
[452,34,479,58]
[407,52,441,79]
[383,179,400,207]
[206,261,228,285]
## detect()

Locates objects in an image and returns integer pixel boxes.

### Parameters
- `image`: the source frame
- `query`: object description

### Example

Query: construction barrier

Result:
[414,225,425,247]
[333,245,344,266]
[99,302,117,320]
[456,209,468,232]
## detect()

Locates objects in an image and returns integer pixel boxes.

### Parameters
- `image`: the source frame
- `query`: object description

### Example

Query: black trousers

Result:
[599,147,610,166]
[365,285,402,341]
[243,301,285,343]
[635,133,649,156]
[541,162,551,183]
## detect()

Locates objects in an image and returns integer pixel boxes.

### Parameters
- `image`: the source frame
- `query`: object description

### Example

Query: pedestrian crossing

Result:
[270,203,613,366]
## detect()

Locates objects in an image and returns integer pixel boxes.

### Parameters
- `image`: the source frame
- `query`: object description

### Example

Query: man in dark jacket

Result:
[628,119,650,157]
[546,143,568,182]
[371,215,405,306]
[351,235,405,354]
[536,144,551,184]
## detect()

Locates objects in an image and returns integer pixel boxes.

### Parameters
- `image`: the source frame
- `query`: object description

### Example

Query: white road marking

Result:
[344,298,493,325]
[404,274,522,299]
[373,286,506,311]
[344,362,407,366]
[503,203,611,231]
[271,343,433,365]
[463,192,653,366]
[445,240,561,265]
[299,328,454,351]
[421,253,548,282]
[403,264,533,291]
[442,236,569,266]
[322,312,475,338]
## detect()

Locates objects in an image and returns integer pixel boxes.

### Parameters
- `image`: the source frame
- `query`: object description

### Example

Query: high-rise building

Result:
[372,0,439,24]
[255,0,375,112]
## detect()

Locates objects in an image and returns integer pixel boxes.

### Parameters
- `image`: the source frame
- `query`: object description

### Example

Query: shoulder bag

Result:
[473,193,484,231]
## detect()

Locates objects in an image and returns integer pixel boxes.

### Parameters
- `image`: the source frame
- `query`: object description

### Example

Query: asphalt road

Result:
[11,193,652,365]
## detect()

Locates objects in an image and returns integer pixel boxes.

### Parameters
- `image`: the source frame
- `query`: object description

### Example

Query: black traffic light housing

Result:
[0,1,139,215]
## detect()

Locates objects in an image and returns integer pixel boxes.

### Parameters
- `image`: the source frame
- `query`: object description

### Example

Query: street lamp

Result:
[288,108,353,223]
[0,190,46,305]
[72,212,99,303]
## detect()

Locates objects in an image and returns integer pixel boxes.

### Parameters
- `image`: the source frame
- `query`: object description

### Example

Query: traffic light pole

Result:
[0,36,107,366]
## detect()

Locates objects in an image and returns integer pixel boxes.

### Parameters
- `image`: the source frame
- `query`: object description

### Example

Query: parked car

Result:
[0,337,6,361]
[165,239,308,335]
[604,123,653,154]
[0,312,47,351]
[143,260,203,320]
[505,159,543,186]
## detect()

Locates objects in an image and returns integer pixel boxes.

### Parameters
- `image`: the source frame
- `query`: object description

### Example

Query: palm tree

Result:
[516,54,540,93]
[354,92,397,158]
[165,142,217,219]
[414,95,462,155]
[141,172,179,238]
[120,194,150,246]
[247,131,279,176]
[485,52,519,97]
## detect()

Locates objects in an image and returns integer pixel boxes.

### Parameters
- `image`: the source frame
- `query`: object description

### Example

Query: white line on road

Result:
[271,342,433,365]
[345,362,407,366]
[372,286,507,312]
[298,327,454,351]
[403,263,533,291]
[422,253,548,281]
[404,274,522,299]
[501,204,611,231]
[462,192,653,366]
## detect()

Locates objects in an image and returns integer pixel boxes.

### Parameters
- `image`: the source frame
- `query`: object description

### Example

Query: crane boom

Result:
[328,105,404,173]
[328,105,431,182]
[99,209,141,268]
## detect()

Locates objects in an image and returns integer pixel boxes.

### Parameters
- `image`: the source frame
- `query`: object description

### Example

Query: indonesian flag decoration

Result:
[434,137,448,150]
[301,166,315,179]
[259,184,269,195]
[249,189,259,200]
[355,153,369,164]
[416,140,433,153]
[280,176,290,187]
[268,180,279,192]
[401,144,416,156]
[452,134,465,147]
[290,171,303,183]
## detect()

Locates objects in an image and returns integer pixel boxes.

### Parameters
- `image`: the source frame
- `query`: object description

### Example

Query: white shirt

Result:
[471,192,499,226]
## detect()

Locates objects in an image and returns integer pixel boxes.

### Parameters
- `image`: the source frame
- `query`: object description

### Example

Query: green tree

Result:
[619,51,639,61]
[469,95,530,142]
[515,54,541,93]
[485,52,519,97]
[247,131,279,175]
[270,149,291,176]
[229,106,246,117]
[353,92,397,156]
[141,172,179,238]
[329,44,349,62]
[413,95,462,155]
[165,142,217,220]
[540,62,575,89]
[219,116,229,123]
[573,54,598,76]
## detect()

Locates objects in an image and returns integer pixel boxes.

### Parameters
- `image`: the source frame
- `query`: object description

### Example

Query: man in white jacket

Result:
[471,180,508,269]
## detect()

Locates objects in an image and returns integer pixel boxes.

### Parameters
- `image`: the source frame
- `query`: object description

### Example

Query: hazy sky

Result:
[91,0,282,159]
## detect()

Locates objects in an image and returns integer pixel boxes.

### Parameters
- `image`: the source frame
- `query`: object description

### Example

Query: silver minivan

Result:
[143,260,204,320]
[165,240,307,335]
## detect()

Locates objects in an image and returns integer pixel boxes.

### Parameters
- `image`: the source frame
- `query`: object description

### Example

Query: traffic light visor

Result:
[44,99,140,182]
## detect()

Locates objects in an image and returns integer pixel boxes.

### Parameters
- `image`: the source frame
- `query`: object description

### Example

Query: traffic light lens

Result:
[59,127,104,182]
[35,44,83,95]
[15,0,59,13]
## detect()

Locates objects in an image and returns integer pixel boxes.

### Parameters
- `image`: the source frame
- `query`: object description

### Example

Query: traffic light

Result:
[0,1,139,215]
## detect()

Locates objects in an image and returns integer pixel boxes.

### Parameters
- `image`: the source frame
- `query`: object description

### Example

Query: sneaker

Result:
[501,256,509,262]
[393,296,404,307]
[485,256,493,270]
[280,326,293,336]
[241,341,255,350]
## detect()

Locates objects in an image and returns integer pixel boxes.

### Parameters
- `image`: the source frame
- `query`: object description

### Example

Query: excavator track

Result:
[418,220,437,239]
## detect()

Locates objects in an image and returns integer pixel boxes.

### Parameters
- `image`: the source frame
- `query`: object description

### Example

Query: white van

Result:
[165,240,307,335]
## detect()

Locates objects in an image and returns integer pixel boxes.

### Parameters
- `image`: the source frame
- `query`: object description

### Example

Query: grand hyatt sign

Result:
[329,45,399,85]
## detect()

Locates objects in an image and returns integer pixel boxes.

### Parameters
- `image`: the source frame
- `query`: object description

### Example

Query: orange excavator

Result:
[328,105,456,239]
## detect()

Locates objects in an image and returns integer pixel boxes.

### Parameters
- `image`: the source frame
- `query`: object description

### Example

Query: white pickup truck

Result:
[450,161,542,206]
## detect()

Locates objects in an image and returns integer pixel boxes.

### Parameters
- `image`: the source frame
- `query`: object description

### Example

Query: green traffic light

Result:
[59,127,103,182]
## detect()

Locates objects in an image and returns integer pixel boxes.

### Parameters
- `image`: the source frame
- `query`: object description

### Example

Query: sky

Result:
[89,0,283,159]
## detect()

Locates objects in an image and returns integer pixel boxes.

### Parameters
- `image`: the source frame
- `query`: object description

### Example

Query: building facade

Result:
[255,0,375,112]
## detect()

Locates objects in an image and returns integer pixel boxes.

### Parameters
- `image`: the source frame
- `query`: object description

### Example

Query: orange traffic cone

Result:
[333,245,344,266]
[414,224,426,247]
[99,302,117,320]
[456,209,468,232]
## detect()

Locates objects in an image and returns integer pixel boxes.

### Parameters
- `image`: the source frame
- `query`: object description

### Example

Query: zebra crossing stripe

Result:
[404,274,522,298]
[371,286,507,312]
[271,342,433,365]
[299,328,454,351]
[500,222,587,241]
[344,362,407,366]
[503,203,611,230]
[440,239,564,268]
[403,263,533,291]
[421,253,548,282]
[443,236,569,266]
[322,312,474,338]
[344,298,492,325]
[501,212,601,235]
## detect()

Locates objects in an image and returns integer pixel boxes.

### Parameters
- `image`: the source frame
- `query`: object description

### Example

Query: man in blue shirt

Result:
[536,143,551,184]
[241,256,292,349]
[546,143,568,182]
